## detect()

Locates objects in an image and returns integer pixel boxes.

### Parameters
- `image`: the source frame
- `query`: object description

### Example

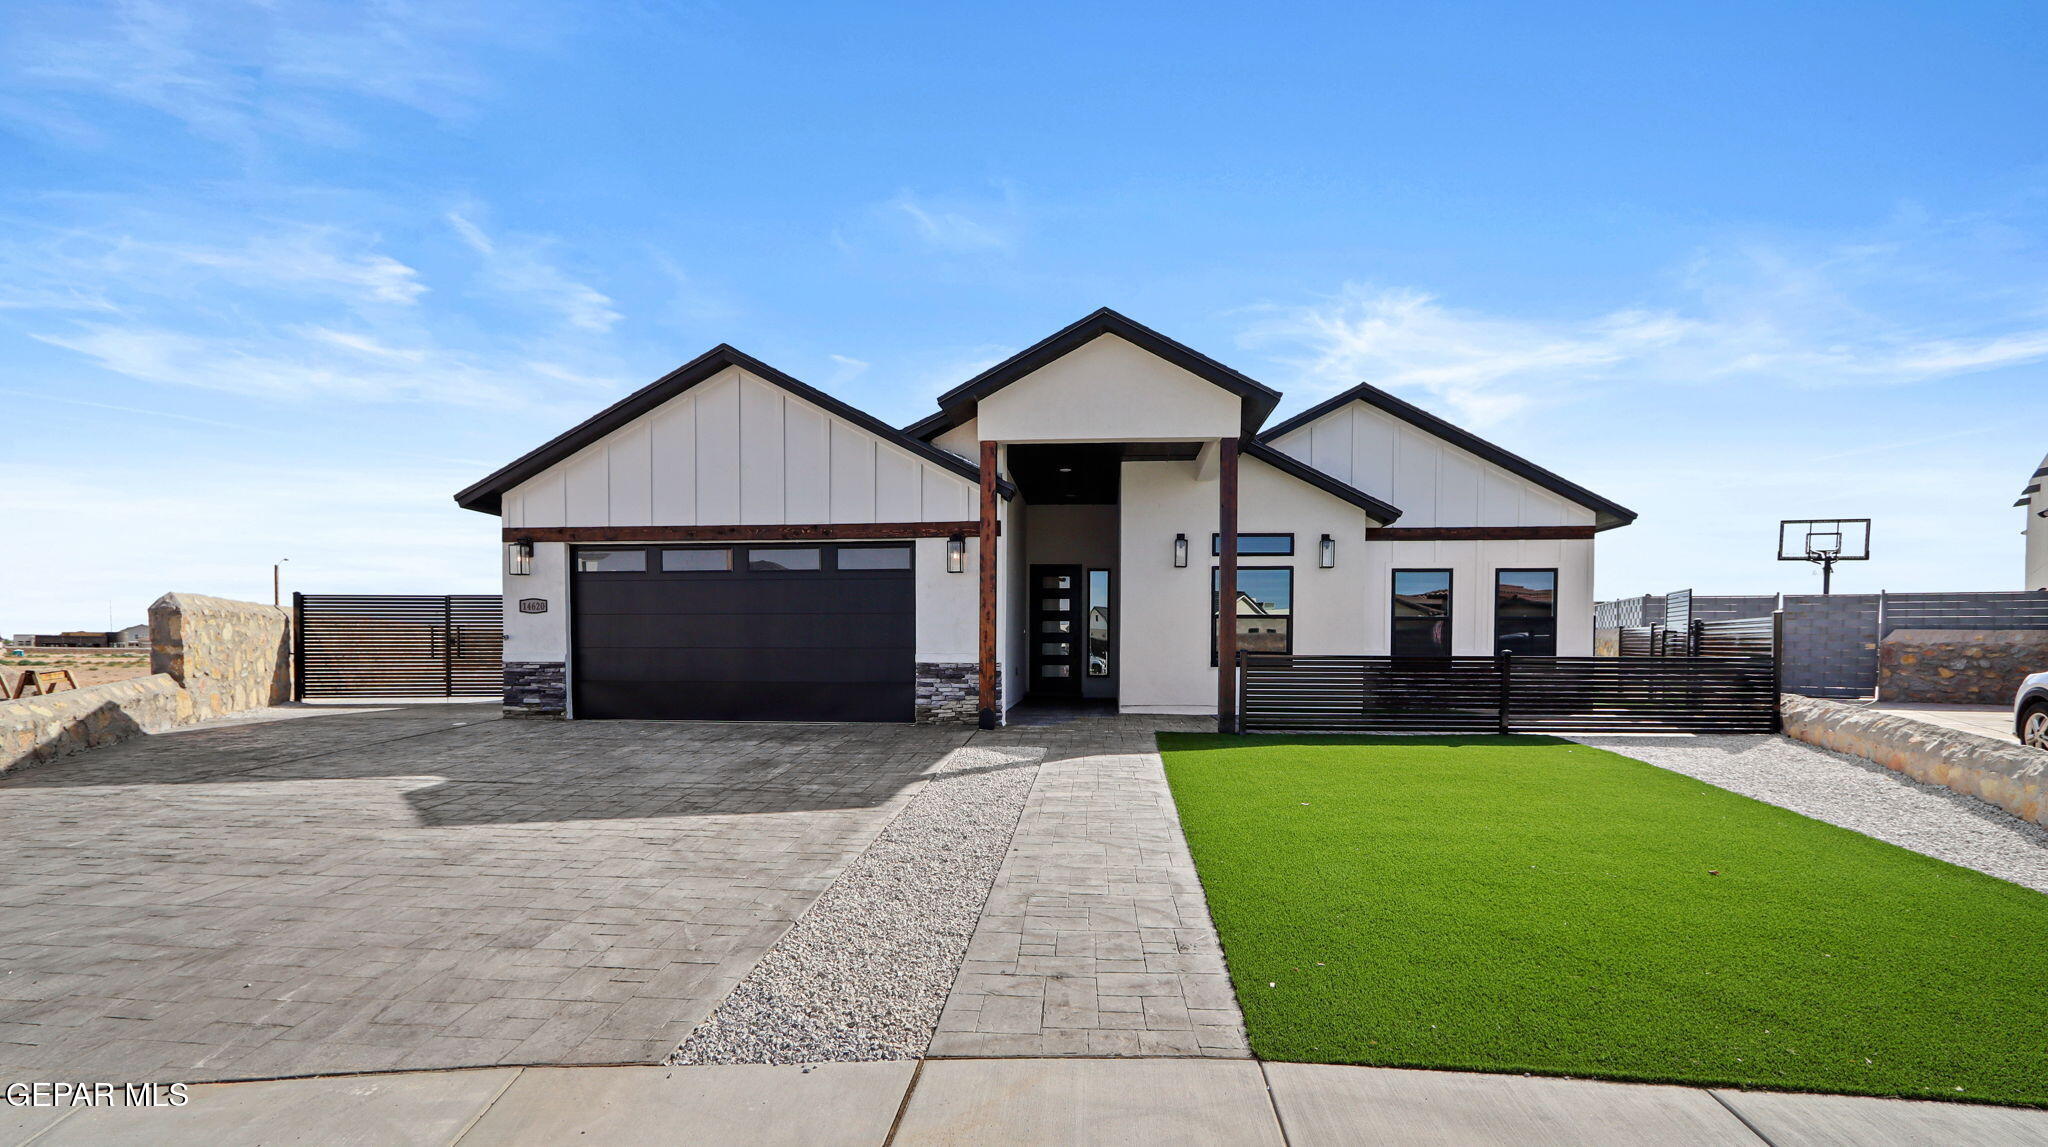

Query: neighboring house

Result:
[2022,451,2048,591]
[456,308,1634,727]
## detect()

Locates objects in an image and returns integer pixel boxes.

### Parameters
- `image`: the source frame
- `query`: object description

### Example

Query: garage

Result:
[571,542,916,721]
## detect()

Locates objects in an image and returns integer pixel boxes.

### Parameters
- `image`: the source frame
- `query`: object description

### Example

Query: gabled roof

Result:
[454,344,1008,516]
[1240,439,1401,524]
[908,308,1281,441]
[1259,381,1637,531]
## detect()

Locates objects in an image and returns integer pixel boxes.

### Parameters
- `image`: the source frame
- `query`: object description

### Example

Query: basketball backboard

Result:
[1777,519,1871,562]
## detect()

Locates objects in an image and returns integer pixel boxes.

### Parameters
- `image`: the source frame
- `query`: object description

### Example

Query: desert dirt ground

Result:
[1,645,154,692]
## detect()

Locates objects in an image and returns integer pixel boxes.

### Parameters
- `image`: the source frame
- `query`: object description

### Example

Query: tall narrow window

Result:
[1391,570,1452,657]
[1213,567,1293,663]
[1494,569,1558,656]
[1086,569,1112,677]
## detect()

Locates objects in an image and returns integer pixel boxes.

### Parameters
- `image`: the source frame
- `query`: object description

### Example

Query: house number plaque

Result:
[518,598,548,614]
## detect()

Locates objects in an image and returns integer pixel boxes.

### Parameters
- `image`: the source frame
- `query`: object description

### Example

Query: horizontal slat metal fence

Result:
[1240,652,1778,735]
[295,594,503,699]
[1695,615,1774,658]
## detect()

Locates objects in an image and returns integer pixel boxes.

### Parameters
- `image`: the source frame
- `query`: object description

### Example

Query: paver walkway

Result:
[9,1056,2047,1145]
[929,715,1250,1058]
[0,705,972,1081]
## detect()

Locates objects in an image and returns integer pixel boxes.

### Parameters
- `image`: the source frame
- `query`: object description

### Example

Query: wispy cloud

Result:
[447,210,621,332]
[1243,226,2048,426]
[1,0,546,152]
[884,185,1022,254]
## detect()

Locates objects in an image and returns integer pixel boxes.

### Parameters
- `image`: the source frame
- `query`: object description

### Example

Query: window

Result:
[1212,566,1293,663]
[1211,533,1294,556]
[1086,569,1112,677]
[661,548,731,572]
[836,546,911,570]
[576,549,646,573]
[1495,569,1558,656]
[1392,570,1452,657]
[748,547,821,571]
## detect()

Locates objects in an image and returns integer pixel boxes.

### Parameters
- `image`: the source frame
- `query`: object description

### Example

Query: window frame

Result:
[1390,568,1454,658]
[1210,532,1295,556]
[1493,567,1560,657]
[1085,567,1113,678]
[570,542,915,576]
[1211,564,1295,665]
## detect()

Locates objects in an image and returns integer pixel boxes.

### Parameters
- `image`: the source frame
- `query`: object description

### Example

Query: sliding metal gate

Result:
[1239,652,1780,735]
[294,594,503,700]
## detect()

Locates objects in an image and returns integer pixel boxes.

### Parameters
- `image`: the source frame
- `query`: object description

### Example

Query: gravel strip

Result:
[670,743,1042,1064]
[1575,733,2048,894]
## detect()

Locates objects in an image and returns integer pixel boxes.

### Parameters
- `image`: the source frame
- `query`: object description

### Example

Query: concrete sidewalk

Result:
[8,1057,2047,1146]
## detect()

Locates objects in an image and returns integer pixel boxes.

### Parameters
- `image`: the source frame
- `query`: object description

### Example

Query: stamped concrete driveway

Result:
[0,705,972,1082]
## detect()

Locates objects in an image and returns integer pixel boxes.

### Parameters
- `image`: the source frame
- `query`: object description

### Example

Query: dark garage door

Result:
[571,542,915,722]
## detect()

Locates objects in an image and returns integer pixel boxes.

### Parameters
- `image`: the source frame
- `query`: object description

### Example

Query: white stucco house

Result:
[456,308,1634,729]
[2022,451,2048,590]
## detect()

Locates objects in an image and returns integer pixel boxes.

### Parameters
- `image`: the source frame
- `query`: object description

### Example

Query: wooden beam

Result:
[504,522,986,543]
[1216,436,1239,734]
[978,441,1000,730]
[1366,526,1597,541]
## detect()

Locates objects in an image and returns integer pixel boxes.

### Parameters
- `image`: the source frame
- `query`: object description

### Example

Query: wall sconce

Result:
[1319,534,1336,569]
[506,541,533,576]
[1173,533,1189,568]
[946,535,965,573]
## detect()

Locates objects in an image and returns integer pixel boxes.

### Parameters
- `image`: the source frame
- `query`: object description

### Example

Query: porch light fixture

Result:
[1319,534,1336,569]
[946,534,965,573]
[1173,533,1189,568]
[506,541,534,576]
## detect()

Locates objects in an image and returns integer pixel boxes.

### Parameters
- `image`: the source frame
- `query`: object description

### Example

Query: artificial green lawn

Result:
[1158,734,2048,1107]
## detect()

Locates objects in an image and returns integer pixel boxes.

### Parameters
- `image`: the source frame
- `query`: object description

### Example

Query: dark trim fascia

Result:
[1376,528,1597,540]
[1240,439,1402,524]
[1369,526,1598,541]
[1259,382,1636,530]
[505,522,988,543]
[914,308,1281,440]
[455,345,1012,515]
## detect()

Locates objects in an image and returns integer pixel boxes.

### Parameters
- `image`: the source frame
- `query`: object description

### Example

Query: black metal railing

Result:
[1239,649,1779,735]
[294,594,503,700]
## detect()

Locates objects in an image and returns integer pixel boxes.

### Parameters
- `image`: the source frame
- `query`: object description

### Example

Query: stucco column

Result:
[978,439,999,730]
[1217,436,1239,733]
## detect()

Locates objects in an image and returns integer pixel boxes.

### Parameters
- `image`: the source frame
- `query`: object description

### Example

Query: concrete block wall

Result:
[1780,594,1880,698]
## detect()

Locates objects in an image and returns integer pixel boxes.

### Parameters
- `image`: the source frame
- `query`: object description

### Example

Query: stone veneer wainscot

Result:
[915,662,990,725]
[504,661,567,718]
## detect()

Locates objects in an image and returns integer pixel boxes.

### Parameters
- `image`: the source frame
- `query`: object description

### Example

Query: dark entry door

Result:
[1029,564,1083,697]
[571,542,914,721]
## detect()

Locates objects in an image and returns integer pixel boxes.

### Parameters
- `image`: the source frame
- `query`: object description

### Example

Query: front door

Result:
[1029,564,1083,697]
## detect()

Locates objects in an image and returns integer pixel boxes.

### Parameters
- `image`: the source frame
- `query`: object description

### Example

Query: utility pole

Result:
[274,558,290,607]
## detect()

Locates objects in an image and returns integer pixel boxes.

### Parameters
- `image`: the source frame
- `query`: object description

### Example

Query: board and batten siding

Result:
[502,365,977,529]
[1268,402,1595,529]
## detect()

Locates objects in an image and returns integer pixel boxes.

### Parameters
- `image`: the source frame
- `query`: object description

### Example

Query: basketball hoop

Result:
[1777,519,1871,594]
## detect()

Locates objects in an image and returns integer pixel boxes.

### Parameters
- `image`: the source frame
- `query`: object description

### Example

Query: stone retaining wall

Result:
[1878,629,2048,705]
[150,592,291,717]
[1780,693,2048,826]
[1,675,194,775]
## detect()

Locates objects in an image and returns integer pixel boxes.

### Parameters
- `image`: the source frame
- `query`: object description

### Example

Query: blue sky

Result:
[3,0,2044,633]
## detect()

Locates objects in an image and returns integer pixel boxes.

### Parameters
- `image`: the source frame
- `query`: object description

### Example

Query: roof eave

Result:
[1240,439,1402,525]
[454,345,1011,517]
[1260,381,1637,530]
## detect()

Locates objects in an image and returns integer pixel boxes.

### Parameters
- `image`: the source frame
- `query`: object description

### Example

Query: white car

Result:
[2018,672,2048,751]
